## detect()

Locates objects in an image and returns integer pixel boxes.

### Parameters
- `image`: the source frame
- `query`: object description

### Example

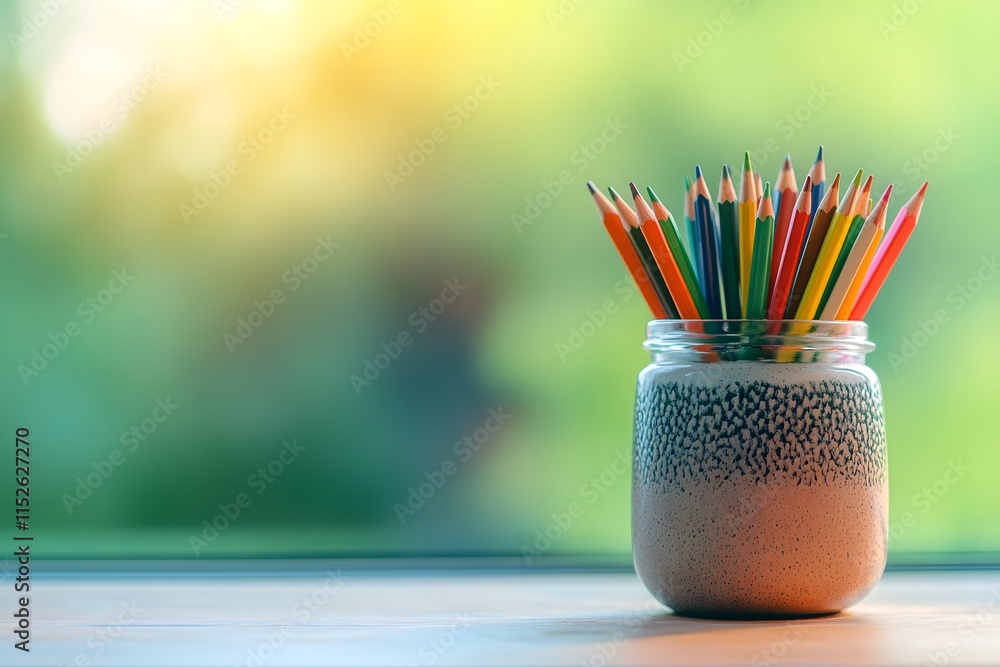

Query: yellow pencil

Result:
[820,185,891,320]
[836,197,889,320]
[738,152,757,314]
[795,169,864,319]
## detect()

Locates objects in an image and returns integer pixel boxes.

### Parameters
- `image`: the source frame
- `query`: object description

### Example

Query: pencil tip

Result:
[762,182,771,199]
[783,154,792,169]
[684,176,691,189]
[816,145,824,162]
[881,183,893,202]
[802,174,812,189]
[918,181,929,195]
[743,152,752,171]
[607,186,619,200]
[629,182,641,199]
[722,164,731,178]
[586,181,597,194]
[646,186,660,202]
[694,165,703,179]
[851,169,864,186]
[830,172,842,189]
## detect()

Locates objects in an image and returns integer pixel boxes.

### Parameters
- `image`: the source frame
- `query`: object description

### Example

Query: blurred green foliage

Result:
[0,0,997,559]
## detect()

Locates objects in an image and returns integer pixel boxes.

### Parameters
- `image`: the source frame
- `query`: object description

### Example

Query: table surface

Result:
[8,567,1000,666]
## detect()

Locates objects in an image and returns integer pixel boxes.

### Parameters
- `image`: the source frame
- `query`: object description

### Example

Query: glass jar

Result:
[632,320,887,618]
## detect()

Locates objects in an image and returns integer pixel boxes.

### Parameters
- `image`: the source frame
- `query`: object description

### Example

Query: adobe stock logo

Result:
[17,269,135,386]
[383,77,501,192]
[349,278,467,395]
[7,0,73,53]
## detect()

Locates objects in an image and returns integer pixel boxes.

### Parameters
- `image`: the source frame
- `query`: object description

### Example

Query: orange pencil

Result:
[822,185,892,320]
[587,182,668,319]
[770,154,798,297]
[630,183,700,319]
[609,186,680,318]
[767,175,812,320]
[849,182,928,320]
[836,207,888,320]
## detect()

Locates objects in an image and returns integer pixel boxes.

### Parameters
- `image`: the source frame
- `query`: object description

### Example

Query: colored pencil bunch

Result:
[587,147,927,322]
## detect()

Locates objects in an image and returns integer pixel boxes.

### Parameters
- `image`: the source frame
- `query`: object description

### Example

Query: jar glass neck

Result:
[644,320,874,364]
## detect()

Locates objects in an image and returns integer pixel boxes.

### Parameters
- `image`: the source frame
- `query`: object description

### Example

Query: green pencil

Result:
[717,165,741,319]
[815,175,873,316]
[647,186,710,318]
[746,183,775,320]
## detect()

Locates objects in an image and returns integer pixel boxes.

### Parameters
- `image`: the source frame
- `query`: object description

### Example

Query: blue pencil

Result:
[806,146,826,229]
[693,166,723,319]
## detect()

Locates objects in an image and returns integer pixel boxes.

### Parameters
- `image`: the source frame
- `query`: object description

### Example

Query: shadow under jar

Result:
[632,320,887,619]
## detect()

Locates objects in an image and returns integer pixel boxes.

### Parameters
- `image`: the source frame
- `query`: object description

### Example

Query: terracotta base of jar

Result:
[633,477,887,618]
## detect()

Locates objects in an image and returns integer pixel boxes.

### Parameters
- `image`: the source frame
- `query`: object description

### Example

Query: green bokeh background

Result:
[0,0,997,560]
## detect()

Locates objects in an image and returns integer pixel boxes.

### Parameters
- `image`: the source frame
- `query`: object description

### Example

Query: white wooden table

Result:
[7,565,1000,666]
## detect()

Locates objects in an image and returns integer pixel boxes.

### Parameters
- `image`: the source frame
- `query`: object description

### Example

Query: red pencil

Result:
[849,182,928,320]
[767,176,812,320]
[770,155,798,297]
[767,175,812,320]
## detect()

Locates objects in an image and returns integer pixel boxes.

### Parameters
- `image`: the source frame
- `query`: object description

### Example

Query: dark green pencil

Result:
[746,183,775,320]
[717,165,741,319]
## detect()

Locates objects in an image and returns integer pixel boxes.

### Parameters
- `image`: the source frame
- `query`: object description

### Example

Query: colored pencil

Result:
[767,175,812,320]
[609,186,680,319]
[836,204,889,319]
[806,146,826,223]
[795,169,864,319]
[820,185,892,320]
[717,165,742,319]
[817,175,873,315]
[631,183,701,320]
[693,166,723,319]
[738,152,758,314]
[587,147,926,326]
[786,173,840,318]
[648,187,710,319]
[587,182,669,319]
[849,182,928,320]
[770,154,798,297]
[684,176,700,285]
[746,183,775,320]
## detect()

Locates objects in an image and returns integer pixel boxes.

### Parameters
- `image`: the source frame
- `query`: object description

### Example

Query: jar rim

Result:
[644,319,874,361]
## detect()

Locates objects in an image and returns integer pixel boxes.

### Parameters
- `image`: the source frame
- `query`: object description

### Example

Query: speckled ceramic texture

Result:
[632,361,887,618]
